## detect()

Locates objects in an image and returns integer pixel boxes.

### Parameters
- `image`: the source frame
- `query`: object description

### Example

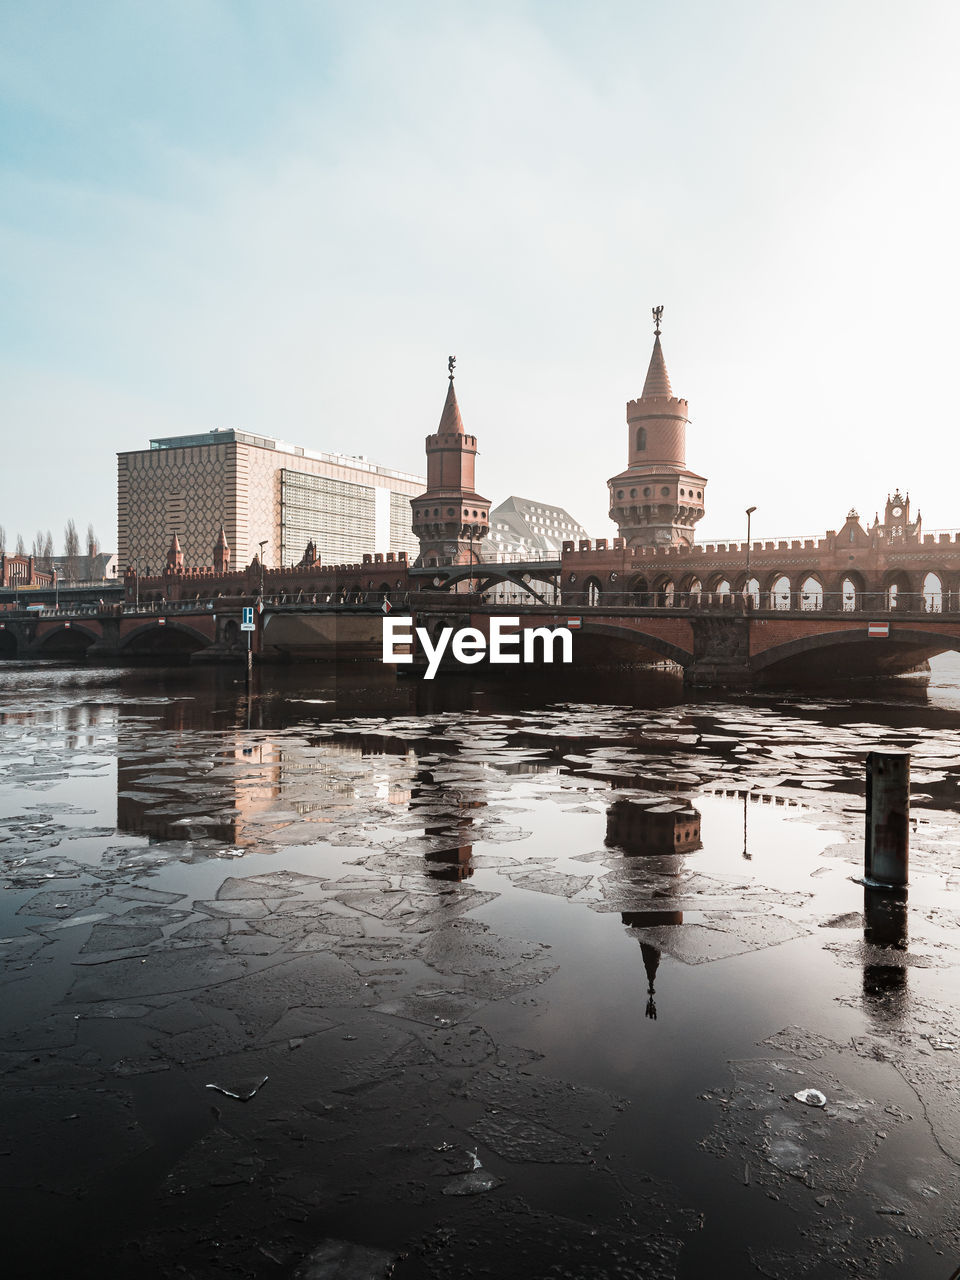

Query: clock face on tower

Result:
[891,506,902,517]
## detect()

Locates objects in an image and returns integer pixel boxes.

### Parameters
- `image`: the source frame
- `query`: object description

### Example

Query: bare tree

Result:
[86,524,99,558]
[15,533,25,556]
[0,525,5,555]
[32,531,45,563]
[43,531,54,570]
[64,519,80,558]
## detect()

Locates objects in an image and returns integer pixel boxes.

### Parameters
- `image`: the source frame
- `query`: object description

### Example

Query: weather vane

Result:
[652,305,663,336]
[448,355,456,380]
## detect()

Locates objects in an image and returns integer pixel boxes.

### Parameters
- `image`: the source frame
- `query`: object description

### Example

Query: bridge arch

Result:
[33,623,99,656]
[0,628,19,659]
[573,620,692,668]
[752,625,960,682]
[119,621,211,657]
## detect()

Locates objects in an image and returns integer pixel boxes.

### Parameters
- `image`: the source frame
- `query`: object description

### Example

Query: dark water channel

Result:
[2,655,960,1279]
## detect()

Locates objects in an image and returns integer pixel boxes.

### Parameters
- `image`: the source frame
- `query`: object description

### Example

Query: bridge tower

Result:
[608,308,708,547]
[411,358,490,570]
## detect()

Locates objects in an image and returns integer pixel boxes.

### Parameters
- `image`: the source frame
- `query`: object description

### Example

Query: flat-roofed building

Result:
[117,429,424,572]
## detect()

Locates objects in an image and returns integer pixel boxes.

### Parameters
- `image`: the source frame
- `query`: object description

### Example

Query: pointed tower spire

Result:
[437,355,465,434]
[165,531,184,574]
[213,524,230,574]
[641,335,674,399]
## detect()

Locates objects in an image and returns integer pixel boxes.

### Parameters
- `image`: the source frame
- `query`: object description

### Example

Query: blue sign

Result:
[241,606,255,632]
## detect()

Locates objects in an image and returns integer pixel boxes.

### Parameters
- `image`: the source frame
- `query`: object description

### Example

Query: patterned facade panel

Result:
[281,470,376,565]
[117,445,239,573]
[390,490,420,558]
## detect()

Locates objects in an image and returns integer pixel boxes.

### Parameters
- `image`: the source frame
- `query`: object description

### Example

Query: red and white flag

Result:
[867,622,889,638]
[566,617,582,630]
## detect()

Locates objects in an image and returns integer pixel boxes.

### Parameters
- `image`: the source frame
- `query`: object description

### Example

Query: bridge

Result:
[4,589,960,685]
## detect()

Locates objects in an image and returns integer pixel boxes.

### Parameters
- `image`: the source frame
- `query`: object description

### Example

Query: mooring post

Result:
[865,752,909,887]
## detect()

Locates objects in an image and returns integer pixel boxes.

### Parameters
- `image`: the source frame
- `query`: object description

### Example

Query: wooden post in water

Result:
[865,752,909,887]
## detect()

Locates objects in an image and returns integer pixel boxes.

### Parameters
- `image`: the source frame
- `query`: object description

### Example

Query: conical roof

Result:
[437,377,465,434]
[215,524,229,548]
[641,334,674,398]
[169,532,182,553]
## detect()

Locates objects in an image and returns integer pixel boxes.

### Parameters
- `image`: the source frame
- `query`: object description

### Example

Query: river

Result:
[2,654,959,1278]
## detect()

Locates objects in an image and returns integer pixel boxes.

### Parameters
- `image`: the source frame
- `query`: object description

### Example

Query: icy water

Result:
[2,656,960,1280]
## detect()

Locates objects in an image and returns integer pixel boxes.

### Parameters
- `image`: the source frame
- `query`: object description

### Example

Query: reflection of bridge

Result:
[4,590,960,684]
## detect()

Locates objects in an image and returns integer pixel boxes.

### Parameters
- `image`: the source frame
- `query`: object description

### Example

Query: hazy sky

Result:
[2,0,959,557]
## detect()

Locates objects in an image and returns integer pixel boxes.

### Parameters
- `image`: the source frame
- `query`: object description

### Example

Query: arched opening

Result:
[923,571,943,613]
[636,426,647,452]
[771,575,791,611]
[885,573,911,611]
[653,577,675,607]
[744,577,760,607]
[800,576,823,612]
[222,619,240,646]
[0,630,18,659]
[678,576,702,606]
[585,576,602,606]
[628,575,649,606]
[841,577,859,612]
[36,626,96,657]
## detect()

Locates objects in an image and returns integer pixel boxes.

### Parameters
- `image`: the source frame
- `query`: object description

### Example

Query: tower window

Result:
[636,427,647,451]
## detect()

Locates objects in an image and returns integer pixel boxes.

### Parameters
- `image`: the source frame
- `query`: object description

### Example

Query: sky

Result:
[2,0,960,556]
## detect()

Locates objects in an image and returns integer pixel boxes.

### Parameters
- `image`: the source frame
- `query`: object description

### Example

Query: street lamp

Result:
[745,506,757,607]
[258,540,268,598]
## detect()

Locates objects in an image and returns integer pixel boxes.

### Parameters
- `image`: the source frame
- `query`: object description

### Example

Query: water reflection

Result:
[606,799,702,857]
[862,886,910,1018]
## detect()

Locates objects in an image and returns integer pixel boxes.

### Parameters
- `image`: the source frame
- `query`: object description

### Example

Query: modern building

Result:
[484,496,589,560]
[117,429,424,572]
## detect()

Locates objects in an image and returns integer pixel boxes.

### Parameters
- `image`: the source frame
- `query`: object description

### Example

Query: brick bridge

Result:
[4,591,960,685]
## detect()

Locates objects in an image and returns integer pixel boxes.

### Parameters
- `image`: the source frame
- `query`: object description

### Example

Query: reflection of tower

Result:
[607,308,708,548]
[606,799,701,856]
[411,358,490,573]
[862,886,909,1017]
[641,942,660,1020]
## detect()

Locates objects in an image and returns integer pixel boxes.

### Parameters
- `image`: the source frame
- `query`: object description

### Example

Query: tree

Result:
[15,533,25,556]
[43,531,54,570]
[0,525,5,555]
[86,524,99,558]
[32,531,45,562]
[64,519,80,558]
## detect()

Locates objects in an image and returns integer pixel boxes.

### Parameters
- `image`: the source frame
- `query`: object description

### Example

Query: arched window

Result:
[636,426,647,452]
[841,577,858,612]
[923,572,943,613]
[745,577,760,607]
[800,577,823,611]
[772,575,791,611]
[585,576,602,606]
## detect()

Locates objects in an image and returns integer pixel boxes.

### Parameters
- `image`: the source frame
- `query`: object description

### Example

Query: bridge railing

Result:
[8,589,959,617]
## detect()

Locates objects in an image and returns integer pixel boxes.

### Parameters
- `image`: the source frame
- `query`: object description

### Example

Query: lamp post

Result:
[745,506,757,607]
[258,540,268,599]
[53,567,59,611]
